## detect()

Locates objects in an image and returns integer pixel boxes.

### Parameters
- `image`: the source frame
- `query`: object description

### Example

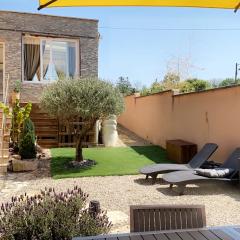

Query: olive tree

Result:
[40,78,124,162]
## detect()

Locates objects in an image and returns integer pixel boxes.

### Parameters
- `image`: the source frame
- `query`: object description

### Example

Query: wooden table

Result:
[73,226,240,240]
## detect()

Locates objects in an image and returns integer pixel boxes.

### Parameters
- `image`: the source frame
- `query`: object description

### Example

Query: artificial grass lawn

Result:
[51,146,170,179]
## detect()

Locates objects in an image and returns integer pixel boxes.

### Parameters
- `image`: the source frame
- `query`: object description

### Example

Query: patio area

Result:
[0,126,240,233]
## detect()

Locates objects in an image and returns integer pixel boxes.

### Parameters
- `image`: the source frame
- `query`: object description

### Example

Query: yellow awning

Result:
[39,0,240,10]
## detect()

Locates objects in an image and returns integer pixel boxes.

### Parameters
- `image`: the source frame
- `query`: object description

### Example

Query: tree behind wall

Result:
[40,78,124,162]
[162,72,180,90]
[218,78,240,87]
[116,76,135,96]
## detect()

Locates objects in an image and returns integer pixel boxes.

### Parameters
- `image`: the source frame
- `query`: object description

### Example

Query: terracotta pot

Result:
[11,92,20,103]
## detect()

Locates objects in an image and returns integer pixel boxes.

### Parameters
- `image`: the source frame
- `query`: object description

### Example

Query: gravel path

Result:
[116,124,151,147]
[1,174,240,233]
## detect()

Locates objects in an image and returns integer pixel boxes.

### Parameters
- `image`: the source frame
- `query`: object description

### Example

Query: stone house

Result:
[0,11,98,102]
[0,11,99,148]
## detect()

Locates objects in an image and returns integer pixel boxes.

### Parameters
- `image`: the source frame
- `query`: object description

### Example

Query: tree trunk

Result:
[76,138,83,162]
[75,119,96,162]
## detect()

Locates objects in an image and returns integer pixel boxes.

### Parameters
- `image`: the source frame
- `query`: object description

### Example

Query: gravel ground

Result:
[1,174,240,233]
[1,128,240,233]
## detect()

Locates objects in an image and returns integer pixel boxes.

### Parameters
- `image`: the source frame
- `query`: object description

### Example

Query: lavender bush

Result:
[0,186,111,240]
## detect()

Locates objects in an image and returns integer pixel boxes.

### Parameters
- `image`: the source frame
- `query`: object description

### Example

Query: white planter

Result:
[94,120,101,144]
[102,115,118,147]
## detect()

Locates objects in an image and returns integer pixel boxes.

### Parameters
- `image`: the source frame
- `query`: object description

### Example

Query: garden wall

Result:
[118,85,240,163]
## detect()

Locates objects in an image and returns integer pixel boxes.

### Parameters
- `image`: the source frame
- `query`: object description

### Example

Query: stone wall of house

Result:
[0,11,98,103]
[0,30,22,94]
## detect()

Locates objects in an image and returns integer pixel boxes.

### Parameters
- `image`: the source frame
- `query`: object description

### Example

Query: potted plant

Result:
[12,80,21,103]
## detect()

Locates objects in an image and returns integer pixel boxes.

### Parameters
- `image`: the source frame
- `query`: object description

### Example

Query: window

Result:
[23,36,78,82]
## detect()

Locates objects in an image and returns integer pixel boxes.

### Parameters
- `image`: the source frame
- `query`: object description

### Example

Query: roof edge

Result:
[0,10,99,23]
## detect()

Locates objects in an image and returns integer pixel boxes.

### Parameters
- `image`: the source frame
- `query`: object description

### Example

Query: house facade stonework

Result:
[0,11,98,102]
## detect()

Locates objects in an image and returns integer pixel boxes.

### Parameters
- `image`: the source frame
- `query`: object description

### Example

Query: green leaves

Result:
[13,80,21,93]
[41,78,124,121]
[11,100,32,147]
[0,102,11,117]
[40,77,125,161]
[116,76,135,96]
[19,118,36,159]
[180,78,211,93]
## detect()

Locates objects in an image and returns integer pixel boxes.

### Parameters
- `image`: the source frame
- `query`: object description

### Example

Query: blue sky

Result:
[1,1,240,87]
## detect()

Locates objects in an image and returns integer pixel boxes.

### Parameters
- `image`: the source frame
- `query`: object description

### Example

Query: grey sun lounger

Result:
[163,148,240,195]
[139,143,218,183]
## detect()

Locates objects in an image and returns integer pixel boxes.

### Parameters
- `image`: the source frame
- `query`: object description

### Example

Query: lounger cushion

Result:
[195,168,234,178]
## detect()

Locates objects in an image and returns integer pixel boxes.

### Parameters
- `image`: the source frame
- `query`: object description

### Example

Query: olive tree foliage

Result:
[40,78,124,162]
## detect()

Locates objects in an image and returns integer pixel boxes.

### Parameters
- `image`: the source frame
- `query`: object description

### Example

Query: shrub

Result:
[0,186,111,240]
[218,78,240,87]
[179,81,194,93]
[162,72,180,90]
[19,118,36,159]
[41,77,124,162]
[140,86,151,96]
[116,76,135,96]
[186,78,211,92]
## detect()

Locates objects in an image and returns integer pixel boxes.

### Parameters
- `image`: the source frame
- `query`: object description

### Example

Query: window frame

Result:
[22,36,79,83]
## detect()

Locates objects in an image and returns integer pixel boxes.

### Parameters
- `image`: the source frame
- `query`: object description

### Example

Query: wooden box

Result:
[166,139,197,164]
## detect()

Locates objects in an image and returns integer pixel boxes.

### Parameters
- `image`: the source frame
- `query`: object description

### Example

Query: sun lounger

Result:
[163,148,240,195]
[140,143,218,183]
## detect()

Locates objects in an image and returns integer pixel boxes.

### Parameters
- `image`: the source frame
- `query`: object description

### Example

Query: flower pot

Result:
[11,92,20,103]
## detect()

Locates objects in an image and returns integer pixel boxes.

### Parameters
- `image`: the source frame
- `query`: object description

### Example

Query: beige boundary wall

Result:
[118,85,240,163]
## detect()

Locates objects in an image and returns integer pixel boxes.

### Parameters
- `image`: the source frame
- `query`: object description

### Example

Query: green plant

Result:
[179,81,194,93]
[150,80,165,94]
[0,102,11,117]
[41,77,124,162]
[140,86,151,96]
[11,100,32,148]
[116,76,135,96]
[187,79,211,91]
[13,80,21,93]
[19,118,36,159]
[21,118,35,137]
[0,186,111,240]
[162,72,180,90]
[179,79,211,93]
[218,78,240,87]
